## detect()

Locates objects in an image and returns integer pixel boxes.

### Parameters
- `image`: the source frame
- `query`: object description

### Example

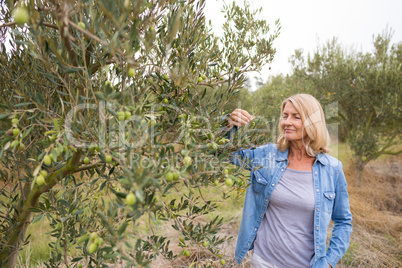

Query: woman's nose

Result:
[283,118,292,125]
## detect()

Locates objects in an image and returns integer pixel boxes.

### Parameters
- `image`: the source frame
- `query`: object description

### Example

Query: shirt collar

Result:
[275,149,288,162]
[315,152,328,165]
[275,148,328,166]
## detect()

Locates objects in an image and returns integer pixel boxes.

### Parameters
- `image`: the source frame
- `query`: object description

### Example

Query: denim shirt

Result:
[229,143,353,268]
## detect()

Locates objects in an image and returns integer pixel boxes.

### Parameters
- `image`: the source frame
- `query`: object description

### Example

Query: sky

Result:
[204,0,402,90]
[3,1,401,90]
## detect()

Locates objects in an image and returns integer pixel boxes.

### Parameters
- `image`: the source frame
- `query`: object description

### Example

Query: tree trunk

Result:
[0,151,82,267]
[1,220,30,268]
[0,182,33,268]
[354,154,366,187]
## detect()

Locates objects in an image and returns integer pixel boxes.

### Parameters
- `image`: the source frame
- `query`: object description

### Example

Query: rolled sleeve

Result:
[221,113,255,170]
[229,148,256,171]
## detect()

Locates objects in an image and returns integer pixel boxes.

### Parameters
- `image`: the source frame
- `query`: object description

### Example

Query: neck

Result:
[288,141,310,160]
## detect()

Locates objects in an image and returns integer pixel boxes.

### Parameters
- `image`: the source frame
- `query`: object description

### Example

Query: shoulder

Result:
[237,143,278,159]
[252,142,278,153]
[318,153,343,169]
[318,154,349,189]
[318,154,346,183]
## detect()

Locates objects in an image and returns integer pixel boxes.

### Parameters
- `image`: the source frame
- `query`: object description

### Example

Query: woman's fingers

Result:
[241,110,255,121]
[228,118,242,127]
[231,114,249,126]
[229,109,255,127]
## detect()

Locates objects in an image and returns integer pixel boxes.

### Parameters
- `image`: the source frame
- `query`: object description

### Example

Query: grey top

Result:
[254,167,315,268]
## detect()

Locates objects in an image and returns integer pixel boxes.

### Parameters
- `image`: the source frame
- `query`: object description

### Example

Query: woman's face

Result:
[280,102,307,143]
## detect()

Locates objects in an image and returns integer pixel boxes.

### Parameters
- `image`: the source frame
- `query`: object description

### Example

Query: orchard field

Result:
[0,0,401,267]
[12,143,402,268]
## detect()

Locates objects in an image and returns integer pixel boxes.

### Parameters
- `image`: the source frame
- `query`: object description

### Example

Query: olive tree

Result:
[290,32,402,186]
[0,0,279,267]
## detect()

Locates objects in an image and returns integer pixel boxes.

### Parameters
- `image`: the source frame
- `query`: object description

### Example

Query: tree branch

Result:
[42,22,59,30]
[0,19,58,29]
[74,162,104,173]
[380,150,402,156]
[91,59,116,74]
[0,151,82,265]
[0,22,16,28]
[58,3,77,67]
[365,140,401,163]
[365,110,375,133]
[69,21,110,48]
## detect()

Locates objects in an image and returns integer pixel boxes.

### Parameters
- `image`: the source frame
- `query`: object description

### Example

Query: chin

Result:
[284,134,296,140]
[284,135,302,143]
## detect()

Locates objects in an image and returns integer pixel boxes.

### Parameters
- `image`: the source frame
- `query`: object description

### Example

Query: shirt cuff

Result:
[326,255,338,268]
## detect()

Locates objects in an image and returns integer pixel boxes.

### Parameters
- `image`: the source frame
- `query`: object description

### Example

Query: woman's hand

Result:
[228,109,254,128]
[328,264,332,268]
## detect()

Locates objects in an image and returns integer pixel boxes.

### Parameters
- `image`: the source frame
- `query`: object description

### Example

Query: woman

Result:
[225,94,352,268]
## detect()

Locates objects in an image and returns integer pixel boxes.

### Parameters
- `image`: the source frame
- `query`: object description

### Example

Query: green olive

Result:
[13,7,29,25]
[88,243,98,254]
[36,175,45,186]
[77,21,85,30]
[127,68,135,78]
[44,155,52,165]
[126,192,136,205]
[225,178,233,187]
[13,128,20,136]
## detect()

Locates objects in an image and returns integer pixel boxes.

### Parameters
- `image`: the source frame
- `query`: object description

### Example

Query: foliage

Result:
[0,0,279,267]
[297,34,401,185]
[275,31,402,185]
[251,74,301,140]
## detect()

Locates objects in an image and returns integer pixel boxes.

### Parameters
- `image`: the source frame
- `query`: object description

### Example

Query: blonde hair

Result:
[277,94,330,156]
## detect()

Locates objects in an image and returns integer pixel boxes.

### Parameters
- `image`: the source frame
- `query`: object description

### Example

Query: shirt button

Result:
[255,228,257,231]
[315,171,317,174]
[316,246,319,249]
[317,208,320,211]
[248,243,250,246]
[258,179,260,181]
[316,227,319,230]
[281,169,284,171]
[265,199,268,202]
[272,183,275,186]
[260,214,263,216]
[316,189,319,192]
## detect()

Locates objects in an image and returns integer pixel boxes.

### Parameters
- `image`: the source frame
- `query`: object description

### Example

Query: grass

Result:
[17,219,53,266]
[9,142,402,267]
[337,152,402,267]
[328,140,353,163]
